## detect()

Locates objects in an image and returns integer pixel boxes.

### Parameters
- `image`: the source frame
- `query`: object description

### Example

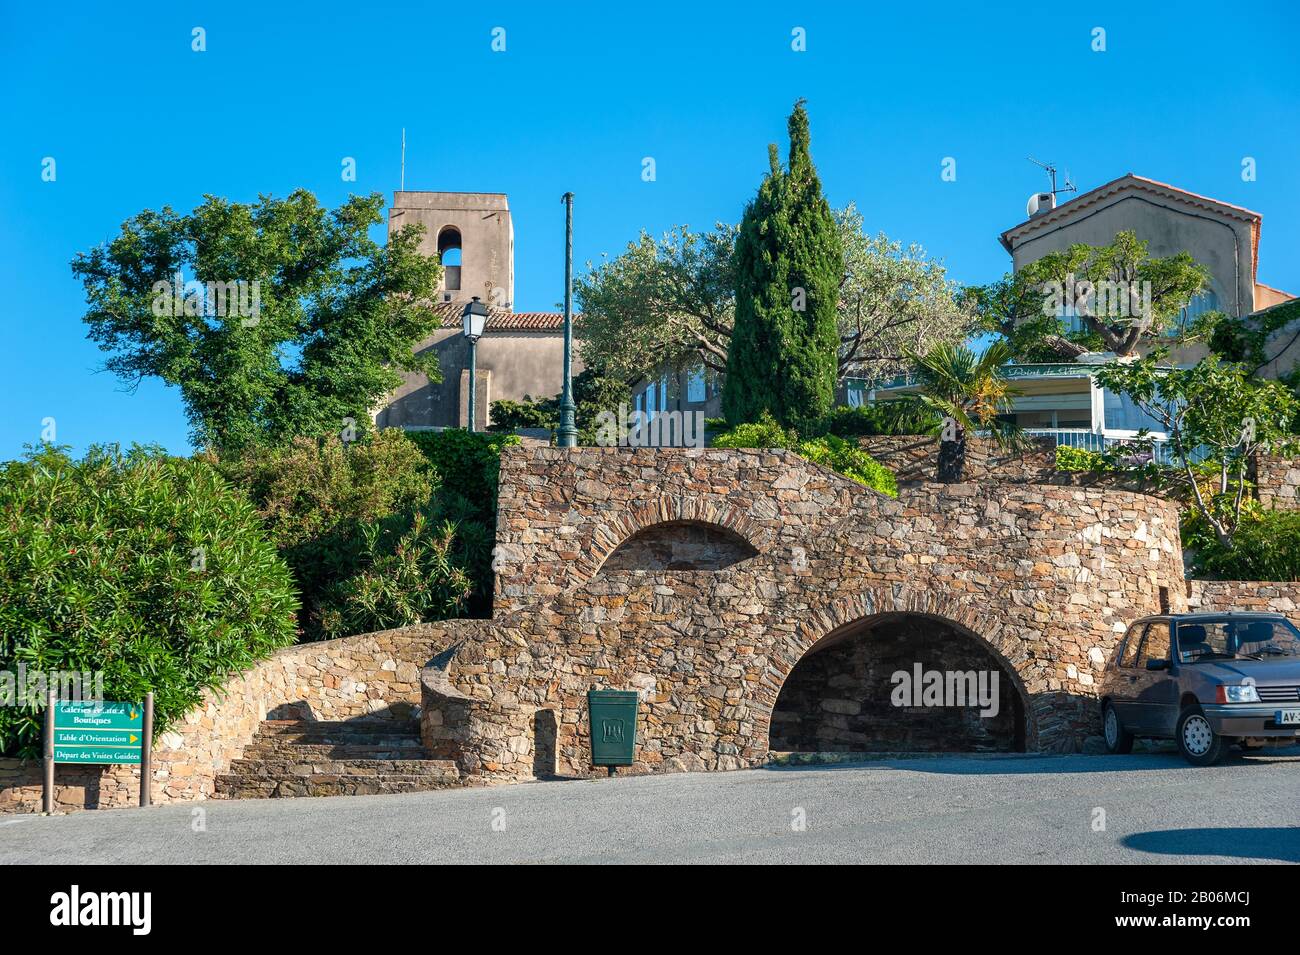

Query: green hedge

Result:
[0,445,299,757]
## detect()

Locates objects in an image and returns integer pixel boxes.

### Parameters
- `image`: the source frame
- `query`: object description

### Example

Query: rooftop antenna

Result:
[1027,156,1076,200]
[400,128,406,192]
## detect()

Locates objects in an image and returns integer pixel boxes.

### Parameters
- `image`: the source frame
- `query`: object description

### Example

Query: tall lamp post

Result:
[462,296,488,432]
[556,192,578,448]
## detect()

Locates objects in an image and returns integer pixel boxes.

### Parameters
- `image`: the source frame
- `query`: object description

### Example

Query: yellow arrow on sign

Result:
[129,734,139,744]
[130,709,139,720]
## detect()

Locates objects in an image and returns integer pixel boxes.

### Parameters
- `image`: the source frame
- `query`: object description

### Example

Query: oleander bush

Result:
[0,444,299,757]
[216,430,497,639]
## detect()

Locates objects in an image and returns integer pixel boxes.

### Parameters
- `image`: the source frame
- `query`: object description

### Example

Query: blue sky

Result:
[2,1,1298,458]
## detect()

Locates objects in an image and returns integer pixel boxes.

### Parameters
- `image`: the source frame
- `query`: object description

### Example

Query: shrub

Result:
[797,435,898,497]
[711,413,798,449]
[1186,508,1300,581]
[1055,445,1107,471]
[710,414,896,496]
[405,429,519,522]
[818,402,941,438]
[217,430,493,639]
[0,445,298,757]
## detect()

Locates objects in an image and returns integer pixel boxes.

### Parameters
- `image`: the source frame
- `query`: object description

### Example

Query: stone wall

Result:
[0,624,453,813]
[424,446,1187,782]
[856,435,1057,484]
[1186,579,1300,615]
[1253,454,1300,510]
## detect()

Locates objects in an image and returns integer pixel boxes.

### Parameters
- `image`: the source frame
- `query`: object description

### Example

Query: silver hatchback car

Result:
[1099,612,1300,765]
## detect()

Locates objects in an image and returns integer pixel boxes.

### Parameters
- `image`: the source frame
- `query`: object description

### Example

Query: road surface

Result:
[3,751,1298,864]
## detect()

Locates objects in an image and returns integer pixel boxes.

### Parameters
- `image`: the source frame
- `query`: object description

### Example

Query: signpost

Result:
[42,691,153,812]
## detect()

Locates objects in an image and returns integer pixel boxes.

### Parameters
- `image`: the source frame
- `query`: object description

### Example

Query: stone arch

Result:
[757,587,1039,753]
[574,494,776,584]
[599,520,759,572]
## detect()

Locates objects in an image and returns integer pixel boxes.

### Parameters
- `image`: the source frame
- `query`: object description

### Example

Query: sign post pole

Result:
[140,691,153,808]
[43,688,55,814]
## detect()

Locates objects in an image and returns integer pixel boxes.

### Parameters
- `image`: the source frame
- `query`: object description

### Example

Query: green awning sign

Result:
[53,700,144,764]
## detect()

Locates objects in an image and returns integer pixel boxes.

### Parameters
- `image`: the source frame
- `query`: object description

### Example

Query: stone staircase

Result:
[216,717,461,799]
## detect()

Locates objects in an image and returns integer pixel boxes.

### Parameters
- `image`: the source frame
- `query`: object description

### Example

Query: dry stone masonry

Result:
[419,446,1189,782]
[8,444,1300,812]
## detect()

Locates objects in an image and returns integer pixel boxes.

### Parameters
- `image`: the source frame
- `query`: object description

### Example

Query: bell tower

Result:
[387,191,515,309]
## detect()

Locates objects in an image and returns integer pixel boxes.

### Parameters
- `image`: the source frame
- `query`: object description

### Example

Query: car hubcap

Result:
[1105,708,1118,745]
[1182,715,1213,756]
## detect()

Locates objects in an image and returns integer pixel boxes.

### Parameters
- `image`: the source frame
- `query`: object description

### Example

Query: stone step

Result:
[215,766,460,799]
[239,741,428,760]
[254,719,419,739]
[225,757,448,777]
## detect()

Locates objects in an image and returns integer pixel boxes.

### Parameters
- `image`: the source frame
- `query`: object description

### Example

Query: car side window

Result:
[1136,621,1170,666]
[1120,624,1147,668]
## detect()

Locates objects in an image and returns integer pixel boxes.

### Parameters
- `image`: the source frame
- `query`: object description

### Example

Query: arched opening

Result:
[599,520,758,572]
[438,227,462,291]
[770,612,1027,754]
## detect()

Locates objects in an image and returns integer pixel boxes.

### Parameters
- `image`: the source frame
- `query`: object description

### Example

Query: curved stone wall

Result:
[424,446,1187,780]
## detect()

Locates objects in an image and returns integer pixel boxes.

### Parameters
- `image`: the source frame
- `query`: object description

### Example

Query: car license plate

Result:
[1276,710,1300,726]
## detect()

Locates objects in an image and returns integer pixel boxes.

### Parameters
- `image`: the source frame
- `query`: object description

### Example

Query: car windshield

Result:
[1177,618,1300,662]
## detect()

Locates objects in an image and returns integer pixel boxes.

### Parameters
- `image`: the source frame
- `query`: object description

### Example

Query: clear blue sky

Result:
[2,0,1297,458]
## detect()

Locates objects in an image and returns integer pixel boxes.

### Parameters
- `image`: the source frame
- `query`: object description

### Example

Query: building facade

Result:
[862,174,1297,459]
[376,191,577,431]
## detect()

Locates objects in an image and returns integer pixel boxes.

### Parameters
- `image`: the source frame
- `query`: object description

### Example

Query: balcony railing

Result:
[856,363,1097,393]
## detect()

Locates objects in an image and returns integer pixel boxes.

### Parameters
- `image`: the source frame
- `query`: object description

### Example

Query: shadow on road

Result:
[1121,827,1300,863]
[762,748,1300,776]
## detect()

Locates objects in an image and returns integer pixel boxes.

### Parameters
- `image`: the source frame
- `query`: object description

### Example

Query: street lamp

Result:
[462,296,488,432]
[557,192,578,447]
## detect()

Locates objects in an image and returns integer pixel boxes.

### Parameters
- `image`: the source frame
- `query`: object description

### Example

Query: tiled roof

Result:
[431,302,570,331]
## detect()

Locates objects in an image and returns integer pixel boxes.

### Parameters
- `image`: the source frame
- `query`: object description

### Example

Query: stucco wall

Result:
[0,625,454,813]
[376,329,582,430]
[423,446,1188,781]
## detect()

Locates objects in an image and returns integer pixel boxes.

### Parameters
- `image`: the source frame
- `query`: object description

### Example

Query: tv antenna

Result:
[1027,156,1076,199]
[400,128,406,192]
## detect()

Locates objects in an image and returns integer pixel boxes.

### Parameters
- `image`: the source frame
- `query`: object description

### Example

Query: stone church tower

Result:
[376,191,575,432]
[387,191,515,309]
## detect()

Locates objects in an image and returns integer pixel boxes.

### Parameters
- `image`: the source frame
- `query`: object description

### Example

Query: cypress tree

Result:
[723,99,842,433]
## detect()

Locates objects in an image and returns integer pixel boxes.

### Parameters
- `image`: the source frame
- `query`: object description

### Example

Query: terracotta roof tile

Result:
[431,302,569,331]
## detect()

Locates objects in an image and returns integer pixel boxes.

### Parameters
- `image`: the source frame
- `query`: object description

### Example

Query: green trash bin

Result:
[587,689,638,773]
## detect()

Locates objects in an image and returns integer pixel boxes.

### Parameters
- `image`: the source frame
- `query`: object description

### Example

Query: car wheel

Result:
[1103,702,1134,754]
[1177,706,1227,766]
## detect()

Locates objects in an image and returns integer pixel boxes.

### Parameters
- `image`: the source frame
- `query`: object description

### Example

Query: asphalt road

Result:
[4,751,1299,864]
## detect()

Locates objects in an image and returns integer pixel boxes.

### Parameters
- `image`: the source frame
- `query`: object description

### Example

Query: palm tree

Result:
[904,340,1025,483]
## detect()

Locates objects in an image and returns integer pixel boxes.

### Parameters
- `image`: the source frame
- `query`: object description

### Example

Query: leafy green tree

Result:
[576,208,972,390]
[904,340,1024,483]
[1094,354,1298,547]
[0,445,299,756]
[1011,230,1215,358]
[576,225,738,383]
[72,191,443,454]
[967,272,1099,362]
[721,99,843,432]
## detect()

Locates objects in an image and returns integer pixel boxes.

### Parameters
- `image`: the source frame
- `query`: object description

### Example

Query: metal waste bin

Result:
[587,689,638,772]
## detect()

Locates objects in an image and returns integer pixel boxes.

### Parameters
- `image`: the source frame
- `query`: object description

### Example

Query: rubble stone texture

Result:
[8,444,1300,812]
[420,446,1199,781]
